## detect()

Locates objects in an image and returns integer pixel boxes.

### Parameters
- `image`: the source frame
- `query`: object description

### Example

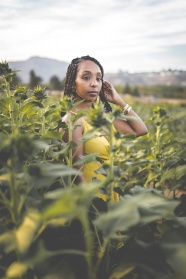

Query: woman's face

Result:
[74,60,103,102]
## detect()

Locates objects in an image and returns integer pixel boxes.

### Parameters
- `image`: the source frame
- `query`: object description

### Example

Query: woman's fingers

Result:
[103,80,110,87]
[103,81,112,92]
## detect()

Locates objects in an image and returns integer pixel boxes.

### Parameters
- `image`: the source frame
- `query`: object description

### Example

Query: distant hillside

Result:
[9,56,69,83]
[105,70,186,86]
[8,56,186,86]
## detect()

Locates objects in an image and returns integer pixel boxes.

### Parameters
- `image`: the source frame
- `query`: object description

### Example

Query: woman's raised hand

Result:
[103,80,124,106]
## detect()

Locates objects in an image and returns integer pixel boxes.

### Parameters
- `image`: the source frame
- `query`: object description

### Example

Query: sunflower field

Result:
[0,62,186,279]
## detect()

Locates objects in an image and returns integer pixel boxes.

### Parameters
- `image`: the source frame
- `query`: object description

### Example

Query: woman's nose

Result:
[90,79,98,87]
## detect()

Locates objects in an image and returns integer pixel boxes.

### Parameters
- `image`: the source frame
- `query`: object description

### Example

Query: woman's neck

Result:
[73,100,93,111]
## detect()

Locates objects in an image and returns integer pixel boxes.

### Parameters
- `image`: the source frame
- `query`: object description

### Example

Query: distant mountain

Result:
[8,56,186,86]
[9,56,69,83]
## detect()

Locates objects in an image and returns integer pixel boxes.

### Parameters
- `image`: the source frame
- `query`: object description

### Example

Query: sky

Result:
[1,0,186,73]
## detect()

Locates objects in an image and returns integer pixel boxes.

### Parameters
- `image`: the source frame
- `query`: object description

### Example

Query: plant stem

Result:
[108,122,114,202]
[155,125,161,153]
[5,80,15,133]
[67,112,73,187]
[81,212,95,279]
[41,108,45,136]
[9,166,19,226]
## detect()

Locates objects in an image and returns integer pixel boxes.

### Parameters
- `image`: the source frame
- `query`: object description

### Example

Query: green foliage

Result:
[123,83,131,94]
[49,75,64,91]
[29,70,42,89]
[0,61,17,83]
[118,84,186,99]
[0,62,186,279]
[136,84,186,99]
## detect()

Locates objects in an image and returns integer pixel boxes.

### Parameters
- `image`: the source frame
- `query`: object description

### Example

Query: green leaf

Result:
[6,261,29,278]
[21,100,44,116]
[58,140,77,155]
[0,231,16,253]
[41,184,100,220]
[95,190,179,238]
[15,211,41,254]
[108,265,135,279]
[73,153,99,166]
[43,130,62,140]
[81,129,102,142]
[161,229,186,279]
[28,162,80,188]
[176,165,186,180]
[0,97,10,111]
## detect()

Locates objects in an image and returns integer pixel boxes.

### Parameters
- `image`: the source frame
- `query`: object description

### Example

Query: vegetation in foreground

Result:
[0,61,186,279]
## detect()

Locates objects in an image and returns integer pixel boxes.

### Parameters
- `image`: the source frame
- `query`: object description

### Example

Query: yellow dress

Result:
[81,118,119,202]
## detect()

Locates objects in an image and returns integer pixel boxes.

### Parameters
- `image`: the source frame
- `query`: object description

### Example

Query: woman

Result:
[62,55,148,199]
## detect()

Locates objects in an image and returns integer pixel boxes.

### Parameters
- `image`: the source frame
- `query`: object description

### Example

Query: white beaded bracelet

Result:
[123,104,132,115]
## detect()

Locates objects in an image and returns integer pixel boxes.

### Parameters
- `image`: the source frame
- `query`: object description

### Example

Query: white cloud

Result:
[0,0,186,72]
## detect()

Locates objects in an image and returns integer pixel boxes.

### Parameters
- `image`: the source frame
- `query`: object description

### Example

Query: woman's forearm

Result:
[114,98,148,137]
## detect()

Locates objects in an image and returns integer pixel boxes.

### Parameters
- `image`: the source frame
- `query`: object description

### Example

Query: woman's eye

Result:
[97,77,102,82]
[83,76,90,80]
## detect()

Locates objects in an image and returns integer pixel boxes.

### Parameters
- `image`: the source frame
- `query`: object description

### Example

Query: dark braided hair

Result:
[63,55,112,112]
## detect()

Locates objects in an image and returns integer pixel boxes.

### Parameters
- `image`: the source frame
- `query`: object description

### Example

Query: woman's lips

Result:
[88,91,98,96]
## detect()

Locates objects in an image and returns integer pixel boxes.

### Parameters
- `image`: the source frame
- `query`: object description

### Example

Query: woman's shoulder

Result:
[62,113,83,126]
[61,113,84,142]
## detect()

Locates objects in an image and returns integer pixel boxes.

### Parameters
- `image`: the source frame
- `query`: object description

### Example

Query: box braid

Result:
[63,55,112,112]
